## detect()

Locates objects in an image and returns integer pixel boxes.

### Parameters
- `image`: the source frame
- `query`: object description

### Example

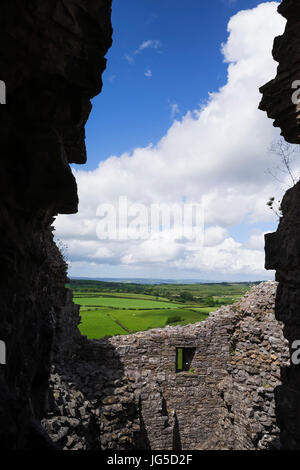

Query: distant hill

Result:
[70,277,264,285]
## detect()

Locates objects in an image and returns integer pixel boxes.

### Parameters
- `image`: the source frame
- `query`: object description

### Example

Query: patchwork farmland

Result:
[70,280,256,339]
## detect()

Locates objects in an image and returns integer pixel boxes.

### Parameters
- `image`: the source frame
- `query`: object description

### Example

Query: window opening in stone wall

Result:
[176,347,196,372]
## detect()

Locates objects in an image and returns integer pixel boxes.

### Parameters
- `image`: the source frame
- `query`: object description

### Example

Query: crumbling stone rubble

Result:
[0,0,112,449]
[259,0,300,450]
[43,281,289,450]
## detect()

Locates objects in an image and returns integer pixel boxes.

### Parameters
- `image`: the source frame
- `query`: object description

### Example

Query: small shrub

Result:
[166,316,182,325]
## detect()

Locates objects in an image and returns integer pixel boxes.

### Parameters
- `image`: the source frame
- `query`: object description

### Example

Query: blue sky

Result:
[85,0,267,170]
[56,1,289,281]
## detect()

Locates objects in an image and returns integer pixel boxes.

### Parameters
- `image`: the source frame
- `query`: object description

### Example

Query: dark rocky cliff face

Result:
[259,0,300,144]
[260,0,300,450]
[1,0,295,451]
[0,1,112,449]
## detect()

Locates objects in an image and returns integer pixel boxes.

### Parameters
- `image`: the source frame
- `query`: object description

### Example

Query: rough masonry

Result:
[43,282,289,450]
[0,1,112,449]
[260,0,300,450]
[0,0,293,451]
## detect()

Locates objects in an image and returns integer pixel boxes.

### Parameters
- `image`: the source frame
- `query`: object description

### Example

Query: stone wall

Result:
[259,0,300,450]
[0,1,112,449]
[259,0,299,143]
[0,0,294,451]
[43,282,289,450]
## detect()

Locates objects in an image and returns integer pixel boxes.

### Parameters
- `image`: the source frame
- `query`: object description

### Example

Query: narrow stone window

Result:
[176,347,196,372]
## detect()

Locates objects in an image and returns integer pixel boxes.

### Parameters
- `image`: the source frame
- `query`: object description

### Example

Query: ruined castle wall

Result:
[259,0,300,450]
[0,1,112,449]
[93,316,233,450]
[43,282,289,450]
[0,0,294,450]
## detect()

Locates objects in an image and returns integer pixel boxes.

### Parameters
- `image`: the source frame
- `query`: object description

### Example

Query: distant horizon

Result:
[70,276,271,285]
[56,2,285,282]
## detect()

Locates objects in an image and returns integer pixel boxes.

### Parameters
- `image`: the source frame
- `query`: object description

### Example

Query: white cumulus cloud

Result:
[55,2,286,281]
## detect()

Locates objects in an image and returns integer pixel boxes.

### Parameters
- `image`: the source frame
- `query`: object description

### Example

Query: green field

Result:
[73,296,179,310]
[71,279,253,340]
[79,309,127,338]
[74,292,169,302]
[190,307,219,314]
[79,307,215,339]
